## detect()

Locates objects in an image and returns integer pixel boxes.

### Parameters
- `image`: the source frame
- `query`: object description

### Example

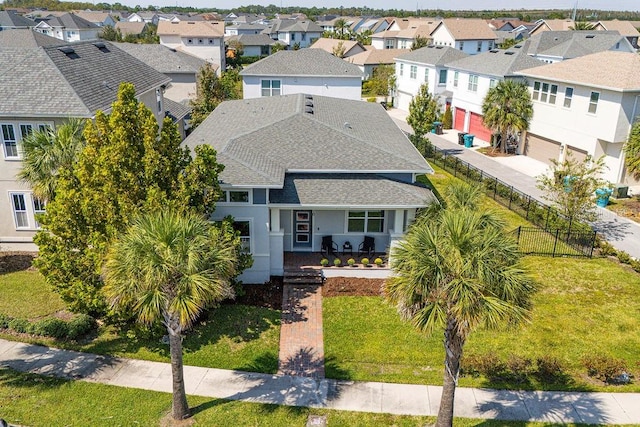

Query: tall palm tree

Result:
[482,79,533,153]
[18,118,86,201]
[386,182,535,427]
[334,18,348,38]
[570,21,596,30]
[103,210,238,420]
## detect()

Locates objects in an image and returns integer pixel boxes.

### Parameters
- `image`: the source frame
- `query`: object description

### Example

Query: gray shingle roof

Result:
[164,98,191,121]
[40,13,99,30]
[445,48,546,78]
[0,28,62,48]
[112,42,205,74]
[240,49,362,77]
[0,40,170,117]
[395,45,469,65]
[183,94,432,187]
[521,31,627,58]
[269,173,435,207]
[265,19,323,34]
[226,33,281,47]
[0,10,37,27]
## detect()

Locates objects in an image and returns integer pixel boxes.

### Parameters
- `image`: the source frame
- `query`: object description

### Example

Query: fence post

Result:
[552,229,560,257]
[589,231,596,258]
[508,186,514,209]
[516,226,521,245]
[525,197,531,220]
[493,177,497,199]
[545,206,550,230]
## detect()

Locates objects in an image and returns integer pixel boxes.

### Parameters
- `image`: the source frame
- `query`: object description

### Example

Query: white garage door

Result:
[396,91,412,112]
[524,133,561,165]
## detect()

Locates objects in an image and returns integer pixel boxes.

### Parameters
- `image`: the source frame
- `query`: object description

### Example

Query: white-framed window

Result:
[19,124,33,139]
[33,197,46,228]
[453,71,459,87]
[399,63,404,76]
[438,69,447,85]
[218,190,251,203]
[347,210,385,233]
[155,88,163,112]
[564,87,574,108]
[467,75,478,91]
[385,39,394,49]
[1,123,18,159]
[410,65,417,79]
[459,41,464,51]
[477,41,482,52]
[532,81,540,100]
[233,220,251,253]
[539,82,558,104]
[424,68,429,82]
[400,39,407,49]
[10,193,29,229]
[588,91,599,114]
[489,79,497,89]
[261,79,281,97]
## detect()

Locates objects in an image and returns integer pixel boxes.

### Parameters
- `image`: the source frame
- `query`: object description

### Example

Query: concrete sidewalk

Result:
[387,109,640,260]
[1,338,639,424]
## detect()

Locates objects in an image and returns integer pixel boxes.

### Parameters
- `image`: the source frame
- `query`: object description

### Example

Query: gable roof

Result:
[530,19,575,34]
[348,48,405,66]
[112,42,206,74]
[240,49,362,77]
[72,11,113,24]
[595,20,640,37]
[263,19,323,34]
[157,20,224,37]
[38,13,98,30]
[516,51,640,92]
[0,10,37,27]
[433,18,497,40]
[0,28,62,48]
[0,40,170,118]
[446,48,545,78]
[395,45,469,66]
[114,21,147,36]
[310,37,365,56]
[522,31,631,58]
[226,33,282,47]
[183,94,431,187]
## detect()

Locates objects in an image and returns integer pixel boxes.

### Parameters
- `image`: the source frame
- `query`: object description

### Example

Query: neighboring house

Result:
[73,11,116,27]
[33,13,100,42]
[240,49,362,100]
[262,19,323,48]
[593,20,640,48]
[515,51,640,185]
[430,18,498,54]
[394,45,469,112]
[114,21,148,38]
[157,20,225,73]
[113,42,206,103]
[0,28,61,48]
[520,31,635,63]
[226,34,283,57]
[487,18,529,31]
[445,48,545,142]
[224,23,266,36]
[0,40,171,250]
[371,30,401,49]
[348,47,405,80]
[224,13,265,25]
[182,93,436,283]
[127,12,159,25]
[310,37,366,58]
[0,10,37,31]
[528,19,575,36]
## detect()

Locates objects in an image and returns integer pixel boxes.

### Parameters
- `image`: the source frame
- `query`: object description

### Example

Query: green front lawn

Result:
[0,368,586,427]
[0,270,65,319]
[324,256,640,392]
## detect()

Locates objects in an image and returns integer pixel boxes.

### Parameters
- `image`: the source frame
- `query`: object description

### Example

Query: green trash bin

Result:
[463,134,475,148]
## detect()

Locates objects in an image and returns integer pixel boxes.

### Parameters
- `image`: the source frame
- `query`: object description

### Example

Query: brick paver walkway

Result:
[277,284,325,379]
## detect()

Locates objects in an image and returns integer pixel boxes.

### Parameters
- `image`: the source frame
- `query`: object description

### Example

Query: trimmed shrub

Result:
[32,318,69,339]
[67,314,97,340]
[583,355,629,384]
[8,318,29,334]
[0,313,11,329]
[535,356,566,383]
[333,258,342,267]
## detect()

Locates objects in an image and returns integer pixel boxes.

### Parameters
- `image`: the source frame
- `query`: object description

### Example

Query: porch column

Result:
[270,207,280,232]
[406,209,416,229]
[269,208,284,275]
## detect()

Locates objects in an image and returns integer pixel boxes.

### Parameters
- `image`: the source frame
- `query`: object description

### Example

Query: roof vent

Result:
[586,34,595,38]
[504,51,515,55]
[58,46,78,58]
[490,49,499,53]
[344,122,352,129]
[435,46,443,49]
[305,106,314,114]
[93,41,109,52]
[513,44,522,48]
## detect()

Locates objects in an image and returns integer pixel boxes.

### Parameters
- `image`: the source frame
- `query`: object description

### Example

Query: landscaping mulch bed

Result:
[234,278,284,310]
[0,252,36,274]
[322,277,386,297]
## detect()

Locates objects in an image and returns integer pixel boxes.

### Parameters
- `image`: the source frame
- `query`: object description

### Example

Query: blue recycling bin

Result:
[595,188,612,207]
[463,134,475,148]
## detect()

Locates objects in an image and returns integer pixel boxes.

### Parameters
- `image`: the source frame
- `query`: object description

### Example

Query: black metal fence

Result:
[413,139,597,257]
[512,226,597,258]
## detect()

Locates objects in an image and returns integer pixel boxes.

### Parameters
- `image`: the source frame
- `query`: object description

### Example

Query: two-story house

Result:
[226,34,284,57]
[430,18,498,55]
[310,37,367,58]
[157,20,225,73]
[262,19,323,49]
[224,23,267,36]
[240,48,362,100]
[72,11,116,28]
[528,19,575,37]
[446,48,545,142]
[33,13,100,42]
[394,45,469,112]
[182,94,435,283]
[0,40,172,251]
[594,20,640,49]
[515,51,640,185]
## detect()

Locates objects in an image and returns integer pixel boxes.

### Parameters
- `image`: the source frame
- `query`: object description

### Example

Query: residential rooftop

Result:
[240,49,362,77]
[395,45,469,65]
[157,20,224,37]
[445,47,546,78]
[113,42,206,74]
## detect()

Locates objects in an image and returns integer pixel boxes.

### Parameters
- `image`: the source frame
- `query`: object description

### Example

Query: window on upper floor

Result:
[301,33,306,41]
[218,190,251,203]
[1,124,19,159]
[385,39,394,49]
[489,79,497,89]
[291,33,296,41]
[589,91,599,114]
[439,69,447,85]
[564,87,573,108]
[399,63,404,76]
[453,71,459,87]
[410,65,417,79]
[11,193,29,229]
[424,68,429,82]
[467,74,478,91]
[532,81,557,104]
[261,79,281,97]
[156,88,163,112]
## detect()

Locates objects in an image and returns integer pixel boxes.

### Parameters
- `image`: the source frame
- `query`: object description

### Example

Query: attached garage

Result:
[454,108,465,131]
[566,146,588,163]
[524,133,561,165]
[468,112,493,142]
[396,91,412,112]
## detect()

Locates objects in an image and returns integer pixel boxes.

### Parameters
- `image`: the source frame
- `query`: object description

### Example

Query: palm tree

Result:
[18,118,86,201]
[103,210,238,420]
[334,18,348,37]
[570,21,596,30]
[386,182,535,427]
[482,79,533,153]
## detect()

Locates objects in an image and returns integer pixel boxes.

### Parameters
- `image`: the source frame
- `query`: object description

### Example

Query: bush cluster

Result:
[597,239,640,274]
[583,355,631,384]
[461,353,568,385]
[0,313,97,341]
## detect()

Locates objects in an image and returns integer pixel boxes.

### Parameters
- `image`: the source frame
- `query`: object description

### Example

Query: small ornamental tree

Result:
[624,120,640,180]
[442,105,453,129]
[410,35,429,51]
[407,83,440,140]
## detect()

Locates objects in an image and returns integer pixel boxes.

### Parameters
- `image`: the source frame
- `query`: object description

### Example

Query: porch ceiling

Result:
[269,173,436,207]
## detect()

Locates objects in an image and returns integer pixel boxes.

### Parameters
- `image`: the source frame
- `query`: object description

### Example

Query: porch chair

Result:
[321,235,338,258]
[358,236,375,257]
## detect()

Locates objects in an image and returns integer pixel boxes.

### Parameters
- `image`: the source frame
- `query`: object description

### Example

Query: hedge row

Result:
[0,313,97,341]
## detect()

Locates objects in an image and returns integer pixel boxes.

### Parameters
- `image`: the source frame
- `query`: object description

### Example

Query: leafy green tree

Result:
[18,118,85,201]
[100,25,121,41]
[104,210,239,420]
[499,38,518,49]
[331,40,346,58]
[442,105,453,129]
[386,182,535,427]
[271,42,285,53]
[189,65,238,129]
[356,29,372,45]
[363,64,396,99]
[624,120,640,180]
[482,79,533,153]
[537,153,609,223]
[410,35,429,51]
[34,83,227,315]
[334,18,348,37]
[407,82,440,140]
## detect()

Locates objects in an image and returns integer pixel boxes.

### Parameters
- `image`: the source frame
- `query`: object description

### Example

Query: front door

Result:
[293,210,312,249]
